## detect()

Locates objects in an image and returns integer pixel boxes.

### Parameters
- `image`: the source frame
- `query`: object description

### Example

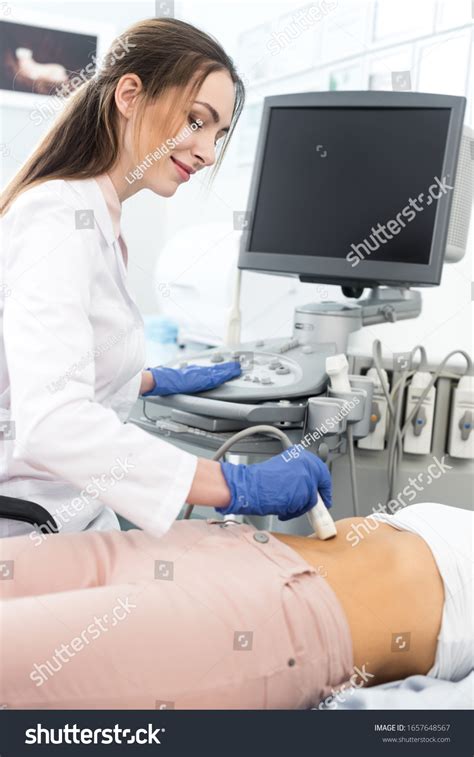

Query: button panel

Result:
[165,338,334,402]
[176,349,300,389]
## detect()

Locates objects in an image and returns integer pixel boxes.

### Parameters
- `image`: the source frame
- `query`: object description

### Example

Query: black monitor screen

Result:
[248,107,452,266]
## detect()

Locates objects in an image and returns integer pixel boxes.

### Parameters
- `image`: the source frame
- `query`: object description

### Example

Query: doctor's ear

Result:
[114,74,143,118]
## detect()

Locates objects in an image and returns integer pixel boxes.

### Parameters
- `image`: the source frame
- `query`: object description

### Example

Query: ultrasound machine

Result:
[134,90,471,529]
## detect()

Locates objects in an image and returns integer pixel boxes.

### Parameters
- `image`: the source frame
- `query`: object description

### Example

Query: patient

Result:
[0,502,471,709]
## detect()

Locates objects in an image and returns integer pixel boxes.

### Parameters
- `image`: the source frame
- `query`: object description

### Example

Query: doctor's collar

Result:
[94,173,122,241]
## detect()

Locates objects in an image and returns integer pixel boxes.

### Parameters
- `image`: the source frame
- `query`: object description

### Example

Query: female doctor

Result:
[0,18,331,538]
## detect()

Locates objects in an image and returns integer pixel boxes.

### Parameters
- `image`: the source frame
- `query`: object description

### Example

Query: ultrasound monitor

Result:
[238,91,466,288]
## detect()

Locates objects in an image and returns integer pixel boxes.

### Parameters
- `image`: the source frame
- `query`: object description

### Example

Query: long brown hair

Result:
[0,17,245,214]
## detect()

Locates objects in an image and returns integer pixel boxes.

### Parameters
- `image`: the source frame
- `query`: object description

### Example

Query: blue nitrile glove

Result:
[217,445,332,521]
[142,361,241,396]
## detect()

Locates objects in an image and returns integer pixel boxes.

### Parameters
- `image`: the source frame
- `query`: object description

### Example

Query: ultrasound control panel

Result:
[169,337,336,402]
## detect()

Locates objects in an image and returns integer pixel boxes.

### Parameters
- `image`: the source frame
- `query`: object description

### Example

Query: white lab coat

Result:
[0,177,197,537]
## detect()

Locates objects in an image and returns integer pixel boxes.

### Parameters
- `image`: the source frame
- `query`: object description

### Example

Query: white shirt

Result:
[371,503,473,682]
[0,176,198,537]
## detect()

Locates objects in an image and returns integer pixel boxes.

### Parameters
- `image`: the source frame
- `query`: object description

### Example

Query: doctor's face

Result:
[143,70,235,197]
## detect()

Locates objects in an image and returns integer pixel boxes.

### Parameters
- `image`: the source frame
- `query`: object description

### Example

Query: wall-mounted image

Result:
[0,12,112,107]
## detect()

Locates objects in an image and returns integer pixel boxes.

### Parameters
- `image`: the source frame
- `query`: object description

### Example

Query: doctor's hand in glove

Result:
[141,362,241,397]
[216,445,332,521]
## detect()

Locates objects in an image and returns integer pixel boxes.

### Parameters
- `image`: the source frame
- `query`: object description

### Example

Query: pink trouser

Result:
[0,519,353,709]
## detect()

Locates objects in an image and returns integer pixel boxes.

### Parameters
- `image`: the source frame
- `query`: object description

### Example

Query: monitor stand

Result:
[293,287,422,353]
